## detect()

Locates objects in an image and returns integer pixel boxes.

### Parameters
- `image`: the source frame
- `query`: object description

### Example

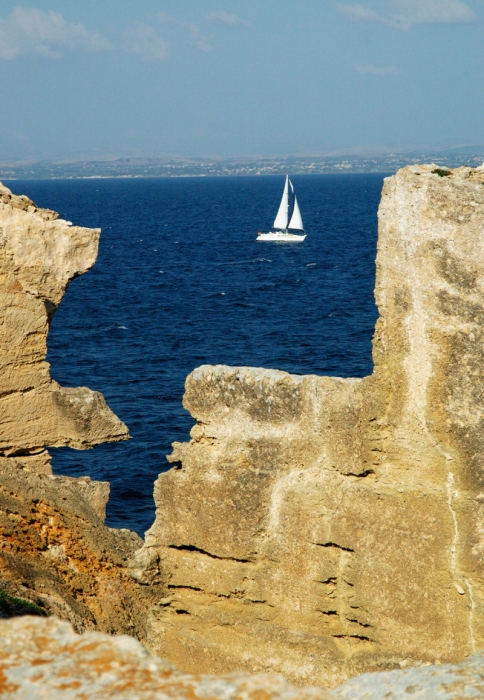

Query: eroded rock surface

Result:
[0,183,161,637]
[2,614,484,699]
[135,165,484,686]
[0,616,332,700]
[332,654,484,699]
[0,182,128,472]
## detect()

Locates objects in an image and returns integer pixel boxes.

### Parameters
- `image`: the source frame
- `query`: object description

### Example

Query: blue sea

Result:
[7,174,385,536]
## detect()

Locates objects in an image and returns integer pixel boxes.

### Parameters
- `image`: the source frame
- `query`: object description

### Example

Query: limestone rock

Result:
[0,616,332,700]
[332,654,484,698]
[0,181,129,472]
[0,456,155,635]
[2,615,483,699]
[0,183,162,638]
[135,165,484,686]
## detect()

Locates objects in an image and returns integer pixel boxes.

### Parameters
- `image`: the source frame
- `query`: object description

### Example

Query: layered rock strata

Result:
[135,165,484,686]
[0,183,160,636]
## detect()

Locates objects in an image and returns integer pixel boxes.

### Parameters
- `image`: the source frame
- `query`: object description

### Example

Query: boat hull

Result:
[257,232,306,242]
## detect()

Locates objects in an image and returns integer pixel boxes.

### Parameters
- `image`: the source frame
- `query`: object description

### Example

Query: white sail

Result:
[288,194,304,231]
[273,175,289,229]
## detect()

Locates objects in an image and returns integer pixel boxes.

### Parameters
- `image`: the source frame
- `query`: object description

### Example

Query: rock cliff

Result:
[134,165,484,686]
[0,183,161,637]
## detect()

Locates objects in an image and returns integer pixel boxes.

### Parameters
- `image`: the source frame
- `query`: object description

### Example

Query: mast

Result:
[273,175,290,230]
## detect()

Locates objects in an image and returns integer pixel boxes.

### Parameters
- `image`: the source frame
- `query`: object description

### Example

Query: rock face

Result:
[0,182,128,473]
[135,165,484,686]
[0,616,332,700]
[0,183,161,637]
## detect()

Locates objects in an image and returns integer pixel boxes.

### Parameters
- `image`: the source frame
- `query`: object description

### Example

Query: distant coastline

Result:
[1,151,483,180]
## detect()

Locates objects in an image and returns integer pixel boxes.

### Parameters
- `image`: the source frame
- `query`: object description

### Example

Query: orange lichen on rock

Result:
[0,616,332,700]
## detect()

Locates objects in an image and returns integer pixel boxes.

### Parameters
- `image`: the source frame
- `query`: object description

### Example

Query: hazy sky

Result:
[1,0,483,160]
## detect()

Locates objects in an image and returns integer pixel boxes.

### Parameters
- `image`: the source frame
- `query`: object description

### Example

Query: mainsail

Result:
[288,195,304,231]
[273,175,290,229]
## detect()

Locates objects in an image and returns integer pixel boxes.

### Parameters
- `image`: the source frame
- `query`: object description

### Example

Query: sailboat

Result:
[257,175,306,242]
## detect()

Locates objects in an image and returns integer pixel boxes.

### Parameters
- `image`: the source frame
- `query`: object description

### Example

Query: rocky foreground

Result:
[1,616,484,699]
[2,165,484,696]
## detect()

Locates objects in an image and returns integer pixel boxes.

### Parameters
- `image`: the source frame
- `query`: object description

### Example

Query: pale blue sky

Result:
[0,0,483,159]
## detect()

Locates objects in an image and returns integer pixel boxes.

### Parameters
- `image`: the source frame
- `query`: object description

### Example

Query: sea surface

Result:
[7,174,385,536]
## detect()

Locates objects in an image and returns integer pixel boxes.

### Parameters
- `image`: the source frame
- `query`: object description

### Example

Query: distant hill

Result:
[1,151,483,179]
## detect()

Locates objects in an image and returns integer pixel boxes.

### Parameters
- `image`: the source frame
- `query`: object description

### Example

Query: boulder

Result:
[333,653,484,698]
